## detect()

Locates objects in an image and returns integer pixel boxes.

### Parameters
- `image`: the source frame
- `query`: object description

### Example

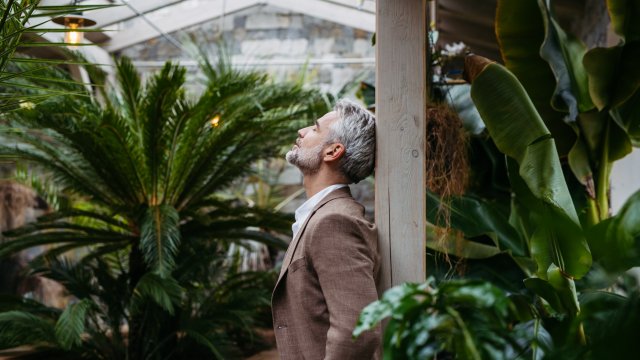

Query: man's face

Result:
[286,111,339,174]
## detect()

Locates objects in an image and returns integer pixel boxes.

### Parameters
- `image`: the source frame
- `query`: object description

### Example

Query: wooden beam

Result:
[103,0,260,52]
[375,0,427,290]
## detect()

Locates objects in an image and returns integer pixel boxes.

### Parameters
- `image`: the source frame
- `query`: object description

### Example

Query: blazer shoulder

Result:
[308,197,373,233]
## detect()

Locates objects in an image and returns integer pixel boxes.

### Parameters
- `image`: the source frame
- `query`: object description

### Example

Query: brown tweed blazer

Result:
[272,187,381,360]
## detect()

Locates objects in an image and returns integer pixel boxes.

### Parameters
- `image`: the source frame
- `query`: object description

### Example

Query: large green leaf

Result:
[586,189,640,273]
[495,0,575,155]
[139,204,181,277]
[506,158,590,279]
[427,191,526,257]
[465,55,591,278]
[443,84,485,135]
[615,89,640,146]
[355,278,527,360]
[579,290,640,359]
[524,266,580,316]
[607,0,640,41]
[583,0,640,121]
[496,0,602,191]
[583,44,640,110]
[426,222,502,260]
[523,278,565,313]
[537,0,594,117]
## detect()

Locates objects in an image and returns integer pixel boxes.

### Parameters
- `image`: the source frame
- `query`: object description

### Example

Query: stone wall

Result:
[119,4,375,95]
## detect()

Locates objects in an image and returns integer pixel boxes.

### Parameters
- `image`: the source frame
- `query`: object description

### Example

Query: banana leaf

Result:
[442,84,485,135]
[427,191,527,257]
[586,189,640,273]
[464,55,591,279]
[426,222,502,260]
[495,0,575,156]
[537,0,594,117]
[614,90,640,146]
[583,0,640,110]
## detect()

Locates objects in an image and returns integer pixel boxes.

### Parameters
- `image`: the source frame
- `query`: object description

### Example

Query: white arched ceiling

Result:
[103,0,375,52]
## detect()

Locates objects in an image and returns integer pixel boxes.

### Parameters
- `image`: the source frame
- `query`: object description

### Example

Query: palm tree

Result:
[0,55,328,359]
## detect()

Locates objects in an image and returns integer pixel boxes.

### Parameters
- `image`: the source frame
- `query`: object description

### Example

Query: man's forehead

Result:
[316,111,339,126]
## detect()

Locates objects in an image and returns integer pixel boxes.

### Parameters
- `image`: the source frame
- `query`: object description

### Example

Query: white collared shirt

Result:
[292,184,348,238]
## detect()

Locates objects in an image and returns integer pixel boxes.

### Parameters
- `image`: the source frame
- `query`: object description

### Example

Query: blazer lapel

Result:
[275,187,352,286]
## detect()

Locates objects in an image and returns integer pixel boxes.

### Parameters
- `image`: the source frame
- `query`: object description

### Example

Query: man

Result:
[272,99,380,359]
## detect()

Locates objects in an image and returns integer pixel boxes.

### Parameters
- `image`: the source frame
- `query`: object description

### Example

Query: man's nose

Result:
[298,128,307,138]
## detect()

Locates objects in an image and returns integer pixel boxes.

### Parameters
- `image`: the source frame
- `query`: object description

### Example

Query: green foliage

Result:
[130,273,182,315]
[0,0,113,111]
[140,205,181,277]
[354,278,531,360]
[0,310,57,349]
[496,0,640,225]
[467,57,590,280]
[495,0,575,155]
[0,54,328,358]
[586,189,640,274]
[54,299,92,350]
[356,277,640,360]
[416,0,640,356]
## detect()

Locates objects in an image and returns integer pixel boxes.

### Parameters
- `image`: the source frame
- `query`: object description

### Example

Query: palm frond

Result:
[0,294,59,317]
[54,299,93,350]
[114,57,142,121]
[139,205,181,277]
[182,326,228,360]
[0,310,56,350]
[31,257,96,300]
[130,273,182,316]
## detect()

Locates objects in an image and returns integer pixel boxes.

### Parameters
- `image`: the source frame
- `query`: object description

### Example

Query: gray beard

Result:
[286,144,324,175]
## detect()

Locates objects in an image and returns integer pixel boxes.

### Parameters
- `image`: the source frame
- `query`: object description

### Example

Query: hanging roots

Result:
[426,102,469,197]
[426,102,469,266]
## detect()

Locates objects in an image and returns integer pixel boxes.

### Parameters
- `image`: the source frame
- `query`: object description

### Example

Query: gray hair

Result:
[328,99,376,183]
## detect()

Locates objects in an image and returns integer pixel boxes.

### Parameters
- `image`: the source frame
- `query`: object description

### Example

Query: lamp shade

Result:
[52,13,96,27]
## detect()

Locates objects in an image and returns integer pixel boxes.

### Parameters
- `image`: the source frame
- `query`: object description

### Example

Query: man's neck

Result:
[302,172,347,198]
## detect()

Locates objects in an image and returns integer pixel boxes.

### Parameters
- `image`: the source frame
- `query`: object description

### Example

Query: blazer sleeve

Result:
[307,212,381,360]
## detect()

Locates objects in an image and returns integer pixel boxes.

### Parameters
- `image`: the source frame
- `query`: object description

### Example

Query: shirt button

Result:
[277,325,287,329]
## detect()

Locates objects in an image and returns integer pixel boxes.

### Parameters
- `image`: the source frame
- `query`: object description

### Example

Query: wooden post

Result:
[375,0,428,291]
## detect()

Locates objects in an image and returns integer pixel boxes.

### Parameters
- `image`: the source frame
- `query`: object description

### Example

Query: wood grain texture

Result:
[375,0,427,291]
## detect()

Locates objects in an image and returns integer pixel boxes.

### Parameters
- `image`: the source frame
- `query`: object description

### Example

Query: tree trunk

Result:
[127,240,146,360]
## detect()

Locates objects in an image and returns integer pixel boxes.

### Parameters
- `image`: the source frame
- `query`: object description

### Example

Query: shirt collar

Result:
[292,184,348,237]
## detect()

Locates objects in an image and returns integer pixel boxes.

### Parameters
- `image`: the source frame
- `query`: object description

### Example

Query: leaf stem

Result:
[596,121,611,221]
[585,198,599,228]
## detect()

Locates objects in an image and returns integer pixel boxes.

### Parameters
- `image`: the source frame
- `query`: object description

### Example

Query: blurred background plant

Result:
[0,45,328,359]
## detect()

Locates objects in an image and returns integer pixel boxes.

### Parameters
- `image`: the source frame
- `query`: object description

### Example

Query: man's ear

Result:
[323,143,345,162]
